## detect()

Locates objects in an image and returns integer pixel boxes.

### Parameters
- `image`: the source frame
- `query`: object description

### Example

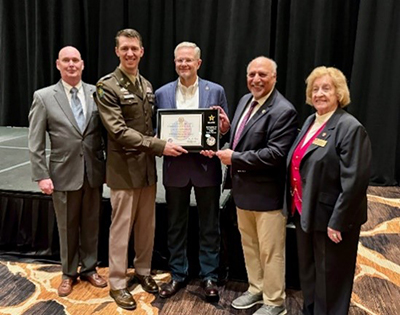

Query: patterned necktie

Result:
[70,87,85,132]
[232,100,258,149]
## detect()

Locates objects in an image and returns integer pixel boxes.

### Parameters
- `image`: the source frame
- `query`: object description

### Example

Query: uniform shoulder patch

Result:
[96,84,105,99]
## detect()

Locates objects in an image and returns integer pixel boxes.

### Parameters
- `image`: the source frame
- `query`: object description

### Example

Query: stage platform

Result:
[0,126,231,204]
[0,126,300,288]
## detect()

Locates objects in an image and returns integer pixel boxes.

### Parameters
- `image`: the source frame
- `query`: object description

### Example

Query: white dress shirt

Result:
[176,78,199,109]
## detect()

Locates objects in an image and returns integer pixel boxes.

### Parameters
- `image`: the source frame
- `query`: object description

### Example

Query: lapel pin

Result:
[262,109,266,114]
[322,132,327,137]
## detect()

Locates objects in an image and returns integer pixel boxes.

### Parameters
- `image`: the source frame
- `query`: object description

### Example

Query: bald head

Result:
[56,46,84,86]
[58,46,81,59]
[246,56,277,100]
[247,56,277,74]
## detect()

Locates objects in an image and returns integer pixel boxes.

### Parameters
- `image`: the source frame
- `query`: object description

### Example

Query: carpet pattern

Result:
[0,264,170,315]
[0,186,399,315]
[351,187,400,315]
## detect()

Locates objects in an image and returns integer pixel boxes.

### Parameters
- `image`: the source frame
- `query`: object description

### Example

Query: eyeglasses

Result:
[175,58,196,64]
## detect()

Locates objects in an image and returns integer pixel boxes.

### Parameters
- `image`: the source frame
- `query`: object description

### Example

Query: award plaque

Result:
[157,108,220,152]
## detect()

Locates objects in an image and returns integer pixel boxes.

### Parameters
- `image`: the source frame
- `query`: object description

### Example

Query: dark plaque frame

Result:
[157,108,220,152]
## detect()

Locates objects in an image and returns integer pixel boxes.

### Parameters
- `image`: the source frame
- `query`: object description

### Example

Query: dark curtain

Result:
[349,0,400,185]
[1,0,399,185]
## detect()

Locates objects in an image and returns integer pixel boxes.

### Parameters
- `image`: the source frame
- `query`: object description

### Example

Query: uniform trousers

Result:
[237,208,286,306]
[52,175,102,280]
[108,184,156,290]
[293,213,361,315]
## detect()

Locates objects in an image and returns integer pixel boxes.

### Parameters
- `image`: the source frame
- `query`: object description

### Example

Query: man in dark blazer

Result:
[155,42,230,301]
[28,46,107,297]
[217,56,297,315]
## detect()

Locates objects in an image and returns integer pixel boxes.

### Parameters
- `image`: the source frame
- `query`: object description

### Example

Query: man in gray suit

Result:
[28,46,107,297]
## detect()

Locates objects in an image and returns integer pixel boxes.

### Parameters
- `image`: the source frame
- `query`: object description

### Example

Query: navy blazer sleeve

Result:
[329,118,372,230]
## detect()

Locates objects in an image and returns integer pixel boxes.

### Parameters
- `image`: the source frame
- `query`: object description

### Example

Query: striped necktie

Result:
[232,101,258,149]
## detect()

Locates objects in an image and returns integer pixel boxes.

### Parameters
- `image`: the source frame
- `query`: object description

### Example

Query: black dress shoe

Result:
[110,288,136,310]
[203,279,219,302]
[159,280,185,298]
[133,273,159,293]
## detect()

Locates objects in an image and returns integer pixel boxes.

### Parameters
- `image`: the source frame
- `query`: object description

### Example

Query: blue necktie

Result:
[70,87,85,132]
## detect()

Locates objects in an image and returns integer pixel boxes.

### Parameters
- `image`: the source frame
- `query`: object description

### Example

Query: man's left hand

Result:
[216,149,233,165]
[200,150,216,158]
[211,106,230,134]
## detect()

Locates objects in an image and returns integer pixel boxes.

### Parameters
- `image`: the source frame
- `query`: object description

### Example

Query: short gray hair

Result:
[174,42,201,59]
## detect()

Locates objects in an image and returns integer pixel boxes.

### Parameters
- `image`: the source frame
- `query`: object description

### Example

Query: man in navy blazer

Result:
[217,57,297,315]
[155,42,229,301]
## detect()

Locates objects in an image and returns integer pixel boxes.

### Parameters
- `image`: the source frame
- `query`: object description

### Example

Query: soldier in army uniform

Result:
[94,28,186,310]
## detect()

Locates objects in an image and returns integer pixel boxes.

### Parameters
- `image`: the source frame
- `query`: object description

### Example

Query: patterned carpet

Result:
[351,186,400,315]
[0,186,399,315]
[0,264,171,315]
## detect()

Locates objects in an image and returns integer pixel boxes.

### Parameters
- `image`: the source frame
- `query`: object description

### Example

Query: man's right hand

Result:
[38,178,54,195]
[163,142,188,157]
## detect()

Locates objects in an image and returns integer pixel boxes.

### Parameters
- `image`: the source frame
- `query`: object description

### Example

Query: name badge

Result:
[313,138,327,147]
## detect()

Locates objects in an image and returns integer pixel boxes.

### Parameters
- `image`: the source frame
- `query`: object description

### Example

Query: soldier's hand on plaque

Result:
[211,105,230,134]
[200,150,216,158]
[163,142,188,157]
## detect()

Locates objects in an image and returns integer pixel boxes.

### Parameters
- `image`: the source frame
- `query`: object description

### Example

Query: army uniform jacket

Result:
[95,67,165,189]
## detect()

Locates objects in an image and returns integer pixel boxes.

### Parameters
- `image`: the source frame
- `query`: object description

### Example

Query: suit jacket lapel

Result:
[242,91,275,133]
[232,90,277,146]
[230,94,252,143]
[198,78,210,108]
[286,115,314,168]
[82,83,93,132]
[53,80,82,133]
[170,80,178,108]
[303,108,342,158]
